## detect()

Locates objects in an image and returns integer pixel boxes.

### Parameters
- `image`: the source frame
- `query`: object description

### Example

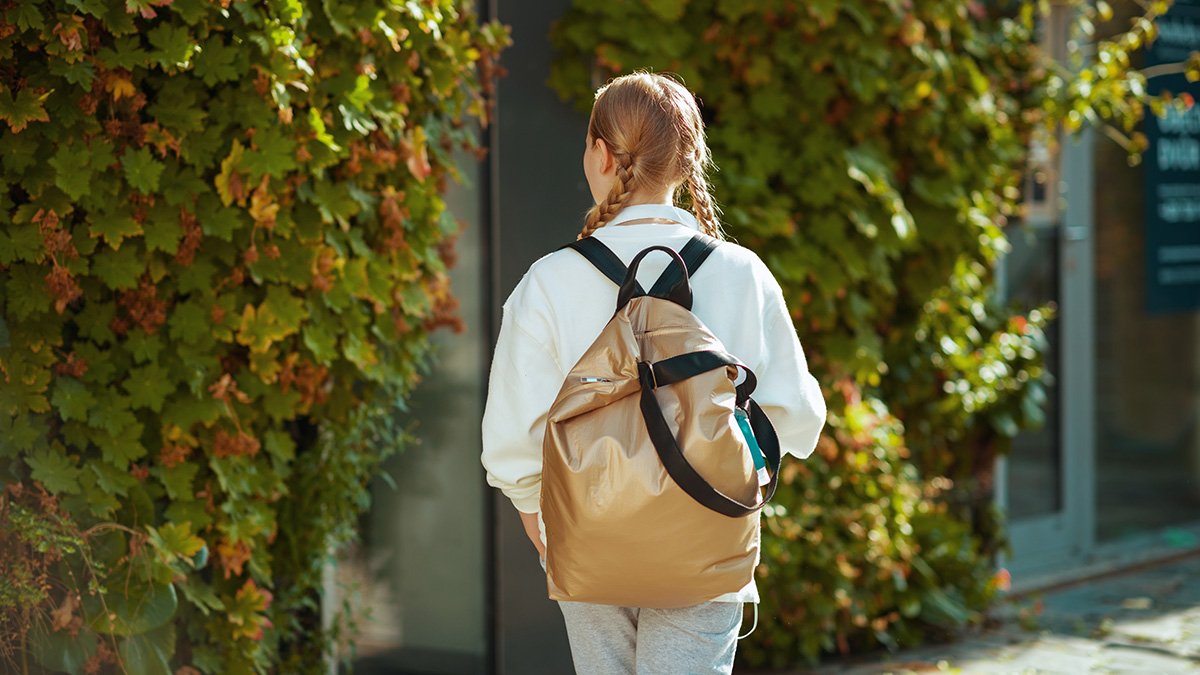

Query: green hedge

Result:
[550,0,1167,667]
[0,0,507,672]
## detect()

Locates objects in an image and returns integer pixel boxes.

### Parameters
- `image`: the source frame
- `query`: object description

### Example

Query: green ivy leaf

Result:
[89,394,137,436]
[91,244,143,290]
[90,210,143,250]
[194,39,240,85]
[123,147,166,193]
[49,59,97,87]
[154,461,199,501]
[123,362,175,412]
[242,125,298,179]
[0,85,51,133]
[52,377,96,422]
[143,209,182,254]
[26,445,83,494]
[148,521,206,560]
[51,141,95,200]
[170,0,212,24]
[0,413,42,457]
[5,3,44,31]
[94,421,147,470]
[125,330,165,363]
[0,131,39,173]
[97,37,149,69]
[90,459,138,496]
[5,264,51,319]
[168,299,212,346]
[176,576,225,615]
[0,222,45,264]
[148,24,195,68]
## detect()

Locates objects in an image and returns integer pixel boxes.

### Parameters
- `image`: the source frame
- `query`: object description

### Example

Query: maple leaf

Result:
[0,85,52,133]
[91,244,143,290]
[248,175,279,228]
[242,125,297,179]
[148,23,195,68]
[148,521,206,561]
[215,140,247,207]
[153,461,199,501]
[0,412,42,457]
[123,362,174,412]
[26,446,83,495]
[236,287,307,353]
[122,146,166,193]
[51,377,96,422]
[50,141,95,200]
[93,421,147,470]
[106,75,136,100]
[194,39,240,85]
[89,209,143,250]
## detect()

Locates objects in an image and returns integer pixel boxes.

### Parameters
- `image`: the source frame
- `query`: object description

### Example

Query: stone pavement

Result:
[753,553,1200,674]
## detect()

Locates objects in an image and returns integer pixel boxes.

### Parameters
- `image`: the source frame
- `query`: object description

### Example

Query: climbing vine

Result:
[551,0,1183,667]
[0,0,508,671]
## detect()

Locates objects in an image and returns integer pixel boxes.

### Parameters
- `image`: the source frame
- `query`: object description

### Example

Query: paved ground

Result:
[755,553,1200,674]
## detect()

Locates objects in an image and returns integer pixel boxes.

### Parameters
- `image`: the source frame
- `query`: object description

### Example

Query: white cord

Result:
[737,601,759,640]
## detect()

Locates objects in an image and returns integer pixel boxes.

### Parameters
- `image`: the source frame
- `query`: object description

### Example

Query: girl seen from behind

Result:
[481,71,827,674]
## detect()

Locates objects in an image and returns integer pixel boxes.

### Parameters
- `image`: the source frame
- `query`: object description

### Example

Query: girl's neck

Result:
[625,189,675,206]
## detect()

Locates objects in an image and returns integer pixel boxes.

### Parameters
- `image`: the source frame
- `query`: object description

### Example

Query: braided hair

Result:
[578,71,726,241]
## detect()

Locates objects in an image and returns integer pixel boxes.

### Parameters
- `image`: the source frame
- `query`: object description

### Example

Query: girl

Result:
[480,71,827,674]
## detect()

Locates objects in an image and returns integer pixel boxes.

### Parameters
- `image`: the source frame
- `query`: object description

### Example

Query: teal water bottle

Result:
[734,407,770,486]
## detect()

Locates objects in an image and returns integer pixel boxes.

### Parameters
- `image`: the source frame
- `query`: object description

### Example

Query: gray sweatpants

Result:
[540,557,744,674]
[557,599,743,674]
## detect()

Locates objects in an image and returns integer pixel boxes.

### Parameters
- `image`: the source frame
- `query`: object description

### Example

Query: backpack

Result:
[540,232,782,608]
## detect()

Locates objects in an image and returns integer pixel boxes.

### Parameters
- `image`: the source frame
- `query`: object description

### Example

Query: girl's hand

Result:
[518,510,546,560]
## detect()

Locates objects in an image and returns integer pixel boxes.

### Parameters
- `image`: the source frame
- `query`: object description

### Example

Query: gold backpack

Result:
[541,235,782,609]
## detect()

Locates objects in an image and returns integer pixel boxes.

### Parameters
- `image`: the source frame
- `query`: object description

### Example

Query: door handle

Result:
[1063,225,1088,241]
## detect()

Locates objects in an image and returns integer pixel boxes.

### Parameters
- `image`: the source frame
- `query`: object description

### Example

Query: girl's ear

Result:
[594,137,615,175]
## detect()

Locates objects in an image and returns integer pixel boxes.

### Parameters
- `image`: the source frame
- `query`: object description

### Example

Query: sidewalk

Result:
[763,553,1200,674]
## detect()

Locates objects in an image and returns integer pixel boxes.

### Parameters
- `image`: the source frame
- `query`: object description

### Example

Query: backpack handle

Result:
[638,362,782,518]
[617,245,692,312]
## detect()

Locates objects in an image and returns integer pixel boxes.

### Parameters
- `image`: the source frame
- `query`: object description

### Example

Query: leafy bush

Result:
[550,0,1164,666]
[0,0,507,672]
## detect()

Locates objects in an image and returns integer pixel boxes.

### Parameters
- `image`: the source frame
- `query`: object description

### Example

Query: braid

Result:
[578,153,636,239]
[685,158,726,240]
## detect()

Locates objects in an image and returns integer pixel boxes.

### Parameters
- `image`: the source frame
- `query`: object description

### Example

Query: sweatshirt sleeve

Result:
[752,273,828,461]
[480,273,564,514]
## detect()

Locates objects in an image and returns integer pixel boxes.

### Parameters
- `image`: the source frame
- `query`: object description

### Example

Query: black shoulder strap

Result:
[560,233,719,296]
[560,237,646,295]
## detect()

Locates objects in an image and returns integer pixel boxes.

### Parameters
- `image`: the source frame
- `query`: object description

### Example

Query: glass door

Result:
[999,128,1096,578]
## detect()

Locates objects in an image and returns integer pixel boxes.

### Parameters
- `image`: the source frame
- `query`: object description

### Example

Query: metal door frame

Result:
[996,128,1096,582]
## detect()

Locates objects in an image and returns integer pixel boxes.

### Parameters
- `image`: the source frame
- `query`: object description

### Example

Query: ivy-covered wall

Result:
[0,1,507,672]
[550,0,1167,667]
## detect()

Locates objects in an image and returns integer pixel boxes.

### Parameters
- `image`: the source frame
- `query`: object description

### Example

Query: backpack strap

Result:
[560,232,720,298]
[637,359,781,518]
[560,237,646,294]
[650,349,757,408]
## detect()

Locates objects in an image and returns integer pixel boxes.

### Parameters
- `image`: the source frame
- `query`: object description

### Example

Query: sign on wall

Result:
[1146,0,1200,314]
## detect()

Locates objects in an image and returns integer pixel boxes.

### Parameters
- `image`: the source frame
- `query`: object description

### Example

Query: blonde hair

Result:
[578,71,726,241]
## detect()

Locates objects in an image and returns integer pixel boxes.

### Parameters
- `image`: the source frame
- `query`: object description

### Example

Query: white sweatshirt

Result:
[480,202,828,604]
